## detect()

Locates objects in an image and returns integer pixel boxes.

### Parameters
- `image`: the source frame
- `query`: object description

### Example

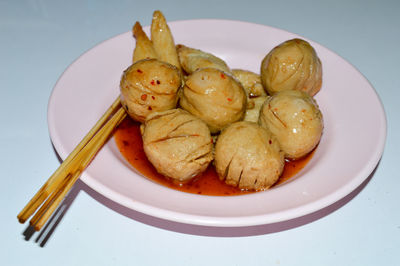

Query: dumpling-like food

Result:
[176,44,231,75]
[132,22,158,63]
[180,68,247,133]
[259,90,323,159]
[260,38,322,96]
[120,58,182,122]
[232,69,266,98]
[232,69,268,123]
[214,121,284,190]
[141,108,214,182]
[150,10,181,71]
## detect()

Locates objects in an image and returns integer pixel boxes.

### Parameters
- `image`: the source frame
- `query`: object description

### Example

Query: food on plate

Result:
[115,119,314,195]
[150,10,181,71]
[259,89,323,159]
[232,69,269,123]
[179,68,247,133]
[260,38,322,96]
[214,121,284,190]
[232,69,266,98]
[176,44,231,75]
[132,22,158,63]
[141,108,214,182]
[243,95,268,123]
[118,11,324,193]
[120,58,182,123]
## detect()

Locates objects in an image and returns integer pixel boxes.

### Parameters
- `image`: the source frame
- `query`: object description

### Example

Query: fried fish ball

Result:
[232,69,266,98]
[141,108,214,182]
[259,90,323,159]
[180,68,247,133]
[120,59,182,123]
[260,38,322,96]
[176,44,231,74]
[214,121,284,190]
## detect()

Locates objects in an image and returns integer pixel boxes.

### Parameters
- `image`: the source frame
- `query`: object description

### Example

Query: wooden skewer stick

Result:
[29,172,74,227]
[17,97,126,230]
[32,107,126,231]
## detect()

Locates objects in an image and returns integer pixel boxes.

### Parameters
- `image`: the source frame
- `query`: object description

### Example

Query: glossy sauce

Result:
[114,117,314,196]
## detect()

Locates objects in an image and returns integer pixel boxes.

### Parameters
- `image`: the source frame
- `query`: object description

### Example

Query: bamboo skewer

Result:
[17,96,126,231]
[29,172,75,228]
[32,107,126,230]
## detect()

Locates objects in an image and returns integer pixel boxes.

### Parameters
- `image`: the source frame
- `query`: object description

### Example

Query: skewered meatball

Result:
[120,58,182,123]
[259,90,323,159]
[260,38,322,96]
[180,68,247,133]
[214,121,284,190]
[141,108,214,182]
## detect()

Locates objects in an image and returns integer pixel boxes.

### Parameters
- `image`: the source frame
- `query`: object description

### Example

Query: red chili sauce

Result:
[114,117,314,196]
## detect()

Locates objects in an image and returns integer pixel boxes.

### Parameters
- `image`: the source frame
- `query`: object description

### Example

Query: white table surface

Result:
[2,0,399,265]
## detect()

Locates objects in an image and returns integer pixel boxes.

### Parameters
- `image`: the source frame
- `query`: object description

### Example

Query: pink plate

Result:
[47,19,386,227]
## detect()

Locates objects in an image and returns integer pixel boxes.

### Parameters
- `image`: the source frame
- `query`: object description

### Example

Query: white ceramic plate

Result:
[48,19,386,227]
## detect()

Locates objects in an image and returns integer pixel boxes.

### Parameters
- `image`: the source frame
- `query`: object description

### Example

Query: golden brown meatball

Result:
[214,121,284,190]
[259,90,323,159]
[141,108,214,182]
[260,38,322,96]
[180,68,247,133]
[120,59,182,122]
